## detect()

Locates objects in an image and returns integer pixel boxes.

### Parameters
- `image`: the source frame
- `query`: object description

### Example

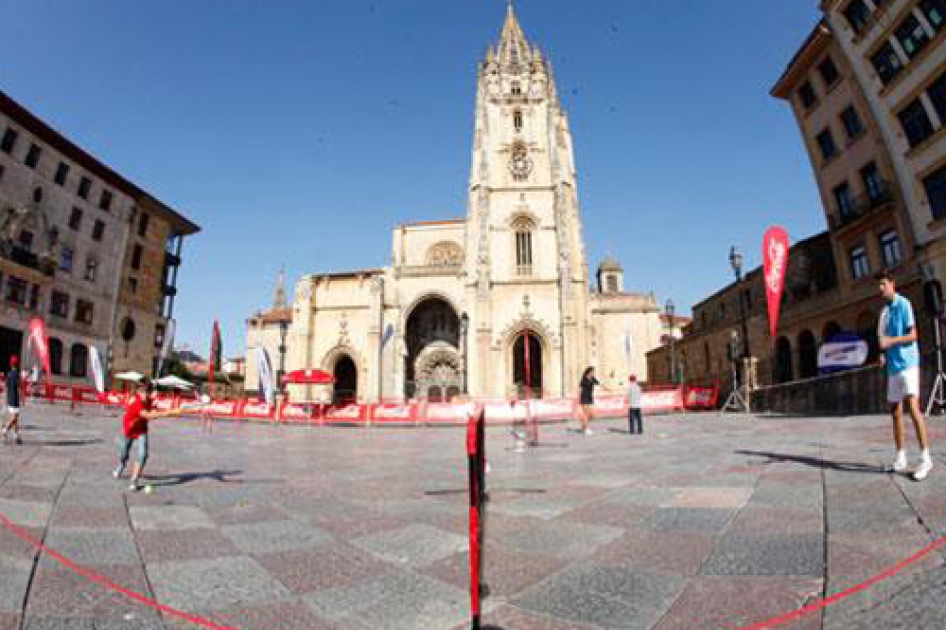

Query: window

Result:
[513,110,523,132]
[54,162,69,186]
[719,302,726,321]
[840,105,864,139]
[5,276,27,304]
[18,230,33,250]
[59,247,73,273]
[121,318,137,342]
[50,291,69,318]
[99,189,112,211]
[850,245,870,279]
[28,284,38,310]
[512,216,534,276]
[606,275,618,293]
[70,343,88,377]
[816,128,837,162]
[798,82,818,109]
[77,176,91,199]
[511,82,522,95]
[24,143,41,169]
[843,0,871,33]
[861,162,886,201]
[818,58,840,87]
[137,212,149,237]
[927,70,946,125]
[924,163,946,220]
[744,288,753,311]
[48,338,63,375]
[155,324,166,349]
[834,182,855,217]
[894,15,929,59]
[131,244,143,270]
[0,127,17,154]
[68,207,83,230]
[879,230,902,267]
[0,164,5,186]
[920,0,946,31]
[898,98,935,148]
[84,257,97,282]
[129,277,138,294]
[871,42,903,84]
[92,219,105,241]
[32,187,43,204]
[74,300,94,325]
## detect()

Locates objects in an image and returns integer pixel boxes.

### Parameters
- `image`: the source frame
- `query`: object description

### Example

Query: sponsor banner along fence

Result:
[0,381,718,425]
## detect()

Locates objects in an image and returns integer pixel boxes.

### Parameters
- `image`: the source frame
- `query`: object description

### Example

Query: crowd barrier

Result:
[0,381,719,426]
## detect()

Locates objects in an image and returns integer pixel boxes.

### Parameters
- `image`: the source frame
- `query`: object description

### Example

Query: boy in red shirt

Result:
[112,379,180,491]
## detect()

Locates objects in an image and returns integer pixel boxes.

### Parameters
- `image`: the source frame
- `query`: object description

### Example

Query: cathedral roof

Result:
[497,2,533,67]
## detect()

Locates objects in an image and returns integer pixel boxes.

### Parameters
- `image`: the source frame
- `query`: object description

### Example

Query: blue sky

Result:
[0,0,824,356]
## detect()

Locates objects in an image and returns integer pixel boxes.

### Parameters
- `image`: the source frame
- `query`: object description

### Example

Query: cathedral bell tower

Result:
[464,3,591,398]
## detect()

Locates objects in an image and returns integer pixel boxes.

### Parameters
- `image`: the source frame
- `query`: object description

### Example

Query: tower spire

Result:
[497,0,531,66]
[273,266,287,309]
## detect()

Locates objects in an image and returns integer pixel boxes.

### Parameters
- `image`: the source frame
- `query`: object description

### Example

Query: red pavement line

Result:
[735,534,946,630]
[0,511,238,630]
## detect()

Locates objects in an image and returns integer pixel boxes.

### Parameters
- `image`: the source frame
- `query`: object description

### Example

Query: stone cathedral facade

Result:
[250,6,663,403]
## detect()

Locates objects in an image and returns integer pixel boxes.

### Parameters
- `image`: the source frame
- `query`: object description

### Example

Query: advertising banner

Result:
[763,227,791,342]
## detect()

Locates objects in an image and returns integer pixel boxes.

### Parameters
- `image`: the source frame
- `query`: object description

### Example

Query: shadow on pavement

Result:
[736,450,889,474]
[142,470,284,487]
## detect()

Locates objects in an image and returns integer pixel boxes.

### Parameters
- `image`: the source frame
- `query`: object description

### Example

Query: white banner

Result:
[89,346,105,393]
[256,346,275,405]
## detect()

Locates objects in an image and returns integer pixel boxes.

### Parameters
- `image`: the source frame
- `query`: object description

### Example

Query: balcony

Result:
[162,284,178,297]
[164,251,182,267]
[829,184,895,231]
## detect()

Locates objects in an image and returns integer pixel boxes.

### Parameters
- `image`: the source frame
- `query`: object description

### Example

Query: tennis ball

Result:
[144,485,153,495]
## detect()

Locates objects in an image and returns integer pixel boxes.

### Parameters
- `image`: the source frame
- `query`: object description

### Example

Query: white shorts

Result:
[888,367,920,404]
[6,407,19,415]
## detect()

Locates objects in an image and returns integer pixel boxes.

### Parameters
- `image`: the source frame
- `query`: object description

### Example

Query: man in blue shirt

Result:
[877,271,932,480]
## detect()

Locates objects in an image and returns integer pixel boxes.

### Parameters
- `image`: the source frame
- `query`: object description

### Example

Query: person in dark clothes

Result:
[627,374,643,435]
[578,366,599,435]
[3,356,23,444]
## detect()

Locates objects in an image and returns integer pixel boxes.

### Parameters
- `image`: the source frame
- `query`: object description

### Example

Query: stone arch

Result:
[322,345,363,403]
[797,329,818,379]
[822,320,842,343]
[403,296,460,399]
[500,322,552,399]
[774,336,793,384]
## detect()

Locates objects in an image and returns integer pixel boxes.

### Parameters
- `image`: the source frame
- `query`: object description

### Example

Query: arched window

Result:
[511,216,535,276]
[511,81,522,95]
[513,110,523,132]
[70,343,88,378]
[49,337,63,375]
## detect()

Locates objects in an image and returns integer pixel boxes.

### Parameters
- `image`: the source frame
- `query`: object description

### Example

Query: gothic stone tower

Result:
[465,4,591,398]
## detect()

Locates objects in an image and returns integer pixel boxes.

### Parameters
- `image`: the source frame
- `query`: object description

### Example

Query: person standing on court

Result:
[578,366,599,435]
[3,355,23,444]
[627,374,643,435]
[877,270,933,480]
[112,378,180,491]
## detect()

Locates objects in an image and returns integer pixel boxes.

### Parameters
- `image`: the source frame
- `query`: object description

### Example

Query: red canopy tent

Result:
[281,369,336,385]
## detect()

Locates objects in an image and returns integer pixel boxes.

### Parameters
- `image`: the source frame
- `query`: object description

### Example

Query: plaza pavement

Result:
[0,405,945,629]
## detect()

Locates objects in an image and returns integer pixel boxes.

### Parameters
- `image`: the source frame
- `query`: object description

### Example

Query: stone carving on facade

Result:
[426,242,464,268]
[338,313,350,346]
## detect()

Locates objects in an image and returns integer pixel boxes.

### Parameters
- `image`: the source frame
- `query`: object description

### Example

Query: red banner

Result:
[763,227,790,342]
[26,318,51,375]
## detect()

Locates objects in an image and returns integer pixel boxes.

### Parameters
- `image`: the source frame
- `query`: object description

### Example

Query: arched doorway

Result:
[333,355,357,405]
[856,310,879,363]
[405,297,460,399]
[822,321,842,343]
[774,337,793,384]
[798,330,818,379]
[512,331,542,398]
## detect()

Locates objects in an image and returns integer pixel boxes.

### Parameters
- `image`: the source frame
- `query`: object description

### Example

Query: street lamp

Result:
[278,319,288,394]
[729,246,751,363]
[665,298,676,384]
[459,312,469,395]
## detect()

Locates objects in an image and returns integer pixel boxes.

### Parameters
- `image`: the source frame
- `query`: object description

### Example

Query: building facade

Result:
[0,89,198,382]
[247,7,664,403]
[822,0,946,287]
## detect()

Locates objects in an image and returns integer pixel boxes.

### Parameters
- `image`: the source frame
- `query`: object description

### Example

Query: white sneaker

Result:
[913,458,933,481]
[892,454,908,473]
[584,428,593,436]
[128,480,141,492]
[112,466,123,479]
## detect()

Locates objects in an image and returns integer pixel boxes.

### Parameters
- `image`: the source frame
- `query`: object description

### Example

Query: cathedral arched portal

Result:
[332,355,358,405]
[512,331,544,399]
[404,297,461,400]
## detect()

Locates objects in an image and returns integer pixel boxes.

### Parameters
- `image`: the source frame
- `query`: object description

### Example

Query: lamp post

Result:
[665,298,676,384]
[278,319,288,395]
[729,246,751,365]
[459,312,469,395]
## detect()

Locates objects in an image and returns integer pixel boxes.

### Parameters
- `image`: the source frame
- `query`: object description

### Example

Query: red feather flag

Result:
[208,321,221,398]
[763,227,791,343]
